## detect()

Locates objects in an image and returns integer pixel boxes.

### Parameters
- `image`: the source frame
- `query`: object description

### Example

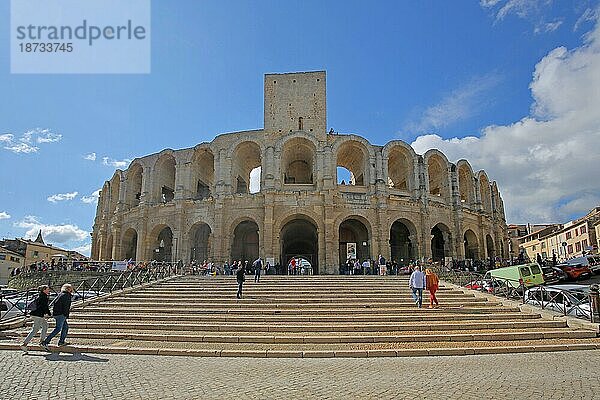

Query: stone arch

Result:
[108,172,121,215]
[463,229,479,260]
[384,142,416,191]
[149,224,173,262]
[478,171,492,213]
[104,233,114,261]
[431,222,452,262]
[125,162,143,208]
[491,181,500,213]
[338,216,372,264]
[281,136,316,184]
[486,234,495,259]
[390,218,418,264]
[230,219,259,263]
[231,141,262,194]
[153,153,176,204]
[424,150,451,202]
[334,138,372,186]
[99,182,110,215]
[457,160,475,207]
[189,222,212,263]
[121,228,138,261]
[280,216,319,273]
[191,147,214,200]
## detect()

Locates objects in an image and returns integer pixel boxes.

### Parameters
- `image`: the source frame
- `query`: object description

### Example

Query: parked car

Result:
[556,263,592,281]
[484,263,544,288]
[542,266,569,284]
[524,285,591,319]
[563,255,600,274]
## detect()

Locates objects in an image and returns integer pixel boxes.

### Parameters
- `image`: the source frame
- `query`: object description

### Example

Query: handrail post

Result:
[589,284,600,323]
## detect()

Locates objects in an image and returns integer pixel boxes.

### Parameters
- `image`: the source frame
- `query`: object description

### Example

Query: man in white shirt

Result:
[408,265,426,308]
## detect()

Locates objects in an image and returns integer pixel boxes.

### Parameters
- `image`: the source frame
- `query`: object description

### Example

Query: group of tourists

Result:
[20,283,74,353]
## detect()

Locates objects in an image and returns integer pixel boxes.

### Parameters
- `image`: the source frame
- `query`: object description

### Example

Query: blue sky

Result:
[1,0,599,255]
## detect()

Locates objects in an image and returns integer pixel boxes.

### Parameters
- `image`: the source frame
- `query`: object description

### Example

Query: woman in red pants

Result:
[425,269,440,308]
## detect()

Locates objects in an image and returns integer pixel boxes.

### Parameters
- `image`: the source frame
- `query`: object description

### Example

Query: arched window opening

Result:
[232,142,261,194]
[191,149,214,200]
[336,141,367,186]
[125,164,143,208]
[231,220,259,263]
[464,230,479,260]
[427,156,450,200]
[388,147,412,191]
[282,137,315,185]
[154,155,176,204]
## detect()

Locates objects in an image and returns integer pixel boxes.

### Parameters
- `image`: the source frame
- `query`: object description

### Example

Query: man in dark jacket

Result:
[41,283,73,350]
[236,263,246,299]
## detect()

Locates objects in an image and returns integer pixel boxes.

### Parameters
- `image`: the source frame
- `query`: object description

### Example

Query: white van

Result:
[564,255,600,273]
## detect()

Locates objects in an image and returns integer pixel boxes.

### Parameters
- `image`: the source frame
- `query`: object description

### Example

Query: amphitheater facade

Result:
[91,71,509,274]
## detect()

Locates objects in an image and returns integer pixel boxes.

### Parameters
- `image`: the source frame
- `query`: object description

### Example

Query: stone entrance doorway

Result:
[231,220,259,263]
[280,218,318,274]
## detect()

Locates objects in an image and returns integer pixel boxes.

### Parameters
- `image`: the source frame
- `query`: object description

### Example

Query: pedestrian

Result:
[236,262,246,299]
[21,285,51,353]
[362,258,370,275]
[425,268,440,308]
[253,257,263,283]
[41,283,74,350]
[353,259,361,275]
[408,266,426,308]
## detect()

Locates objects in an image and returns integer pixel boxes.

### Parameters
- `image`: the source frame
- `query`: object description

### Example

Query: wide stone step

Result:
[67,312,540,323]
[76,305,517,315]
[62,319,566,333]
[121,291,468,298]
[129,288,460,295]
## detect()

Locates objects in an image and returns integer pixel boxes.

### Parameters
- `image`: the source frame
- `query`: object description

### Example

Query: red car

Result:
[557,263,592,280]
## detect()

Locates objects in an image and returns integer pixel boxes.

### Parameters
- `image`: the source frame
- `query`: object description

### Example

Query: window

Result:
[541,242,546,249]
[581,225,587,234]
[532,245,536,251]
[575,228,579,236]
[520,266,531,277]
[575,242,581,252]
[568,244,573,254]
[530,265,541,275]
[0,254,5,260]
[33,250,39,257]
[583,239,588,248]
[566,231,572,240]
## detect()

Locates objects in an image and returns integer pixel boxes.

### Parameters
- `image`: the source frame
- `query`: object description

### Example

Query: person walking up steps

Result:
[41,283,74,351]
[236,262,246,299]
[408,266,426,308]
[425,268,440,308]
[21,285,51,353]
[253,257,263,283]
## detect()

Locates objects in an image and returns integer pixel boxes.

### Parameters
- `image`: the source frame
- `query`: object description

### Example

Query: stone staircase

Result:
[4,275,599,357]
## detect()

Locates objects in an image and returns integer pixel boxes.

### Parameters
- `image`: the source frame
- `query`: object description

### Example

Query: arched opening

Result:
[427,155,450,200]
[390,219,415,265]
[339,218,370,264]
[280,218,318,274]
[104,234,114,261]
[122,228,137,261]
[336,140,367,186]
[189,222,211,263]
[480,175,492,213]
[108,175,120,214]
[463,229,479,260]
[281,137,315,184]
[458,164,475,206]
[486,234,495,259]
[231,220,259,263]
[151,226,173,262]
[154,155,176,204]
[232,142,261,194]
[191,148,214,200]
[431,223,451,262]
[387,147,412,191]
[125,164,143,208]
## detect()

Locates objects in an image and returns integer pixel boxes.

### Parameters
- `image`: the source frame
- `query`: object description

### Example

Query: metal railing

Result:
[435,267,597,322]
[1,264,179,323]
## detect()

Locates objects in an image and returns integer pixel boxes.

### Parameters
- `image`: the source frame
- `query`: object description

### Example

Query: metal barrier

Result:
[1,264,179,322]
[435,268,596,322]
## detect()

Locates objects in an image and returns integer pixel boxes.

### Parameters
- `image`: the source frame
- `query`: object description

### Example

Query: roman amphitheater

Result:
[91,71,508,274]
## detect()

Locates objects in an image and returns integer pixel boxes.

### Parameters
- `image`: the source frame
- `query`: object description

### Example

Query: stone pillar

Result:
[111,225,122,260]
[263,146,275,191]
[139,166,152,206]
[175,161,192,200]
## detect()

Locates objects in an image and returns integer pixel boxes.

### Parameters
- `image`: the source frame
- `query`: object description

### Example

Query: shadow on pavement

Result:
[26,351,109,363]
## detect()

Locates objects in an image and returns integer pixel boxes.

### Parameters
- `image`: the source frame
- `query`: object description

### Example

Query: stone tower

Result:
[264,71,327,140]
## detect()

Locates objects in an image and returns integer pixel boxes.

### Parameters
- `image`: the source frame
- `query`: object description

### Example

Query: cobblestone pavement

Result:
[1,349,599,399]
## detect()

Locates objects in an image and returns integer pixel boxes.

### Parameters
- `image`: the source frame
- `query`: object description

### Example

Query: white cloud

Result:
[0,211,10,220]
[102,157,132,168]
[47,191,78,203]
[70,243,91,256]
[535,20,563,34]
[404,73,500,135]
[14,216,89,244]
[81,189,101,204]
[411,13,600,223]
[575,8,598,31]
[83,152,97,161]
[249,167,261,193]
[1,128,61,154]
